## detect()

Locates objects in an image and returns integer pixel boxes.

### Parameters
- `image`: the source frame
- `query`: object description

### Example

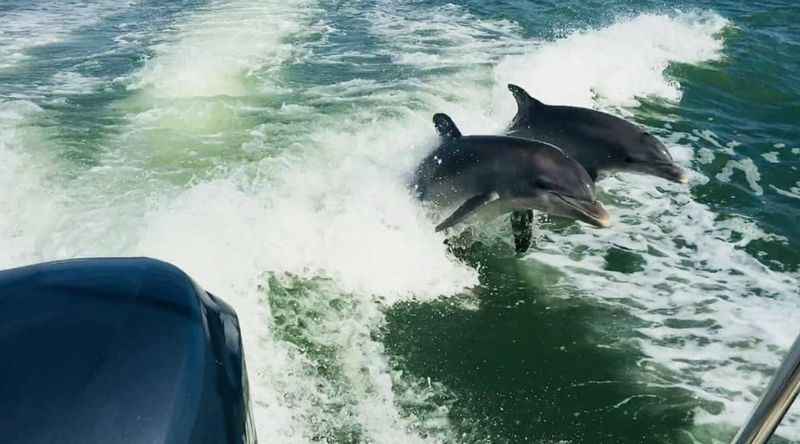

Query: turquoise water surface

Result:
[1,1,799,442]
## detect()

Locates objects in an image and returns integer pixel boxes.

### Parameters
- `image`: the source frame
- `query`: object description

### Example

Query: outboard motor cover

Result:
[0,257,256,444]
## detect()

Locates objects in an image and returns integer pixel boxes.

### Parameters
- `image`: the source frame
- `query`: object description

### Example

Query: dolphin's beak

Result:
[647,162,688,184]
[553,194,611,228]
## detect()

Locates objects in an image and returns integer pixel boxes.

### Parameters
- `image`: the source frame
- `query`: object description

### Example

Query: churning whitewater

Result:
[2,0,799,442]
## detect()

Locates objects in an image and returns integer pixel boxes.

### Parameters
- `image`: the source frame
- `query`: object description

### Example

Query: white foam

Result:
[131,0,317,98]
[696,148,716,164]
[0,1,136,70]
[370,1,526,69]
[692,129,739,155]
[770,183,800,200]
[493,12,728,110]
[48,71,103,95]
[0,100,63,269]
[762,151,780,163]
[135,173,473,302]
[717,157,764,195]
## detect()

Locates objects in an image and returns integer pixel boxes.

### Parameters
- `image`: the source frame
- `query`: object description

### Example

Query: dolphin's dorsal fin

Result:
[507,84,543,126]
[433,113,462,139]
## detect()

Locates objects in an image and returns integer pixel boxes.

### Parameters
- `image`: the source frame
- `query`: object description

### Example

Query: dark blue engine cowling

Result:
[0,257,256,444]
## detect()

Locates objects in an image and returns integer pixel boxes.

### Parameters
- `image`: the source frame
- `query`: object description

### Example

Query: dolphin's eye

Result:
[532,176,558,192]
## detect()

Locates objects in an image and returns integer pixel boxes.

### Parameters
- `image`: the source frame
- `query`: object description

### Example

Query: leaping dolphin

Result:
[506,83,687,184]
[503,84,687,251]
[414,113,609,252]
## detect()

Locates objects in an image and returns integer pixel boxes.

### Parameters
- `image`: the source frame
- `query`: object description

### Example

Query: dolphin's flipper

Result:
[436,192,499,232]
[511,209,534,254]
[433,113,462,138]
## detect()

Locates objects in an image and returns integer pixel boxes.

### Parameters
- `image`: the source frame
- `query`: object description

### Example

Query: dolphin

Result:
[414,113,610,252]
[506,83,687,184]
[504,84,687,250]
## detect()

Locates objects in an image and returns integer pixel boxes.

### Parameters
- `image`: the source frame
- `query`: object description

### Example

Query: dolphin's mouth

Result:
[639,161,688,184]
[552,193,610,228]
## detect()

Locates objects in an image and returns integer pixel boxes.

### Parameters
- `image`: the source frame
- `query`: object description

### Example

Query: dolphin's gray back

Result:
[416,136,526,203]
[414,135,590,206]
[508,104,640,176]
